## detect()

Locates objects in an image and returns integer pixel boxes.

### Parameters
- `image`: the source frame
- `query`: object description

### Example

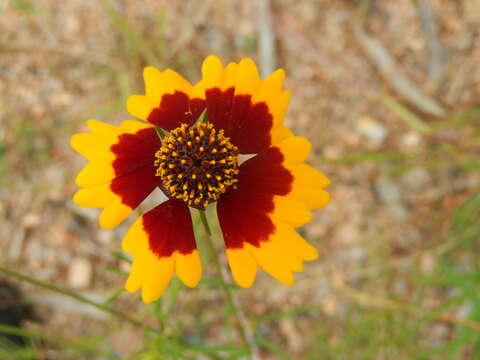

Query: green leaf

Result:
[383,96,434,134]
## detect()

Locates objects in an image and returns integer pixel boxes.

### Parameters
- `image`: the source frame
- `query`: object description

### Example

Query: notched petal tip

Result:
[99,202,132,229]
[126,95,156,121]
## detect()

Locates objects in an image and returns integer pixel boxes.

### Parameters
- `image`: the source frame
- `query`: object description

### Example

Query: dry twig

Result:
[352,2,447,117]
[257,0,277,77]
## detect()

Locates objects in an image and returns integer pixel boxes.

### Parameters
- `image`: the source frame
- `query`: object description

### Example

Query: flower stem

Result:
[198,210,258,359]
[0,266,159,334]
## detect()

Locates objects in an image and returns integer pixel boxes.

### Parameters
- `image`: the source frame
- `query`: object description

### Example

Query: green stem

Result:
[0,266,159,334]
[0,323,91,351]
[198,211,255,358]
[155,125,166,139]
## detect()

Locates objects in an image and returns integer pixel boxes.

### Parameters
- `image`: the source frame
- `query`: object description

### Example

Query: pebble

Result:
[402,167,431,191]
[356,116,388,147]
[67,258,92,289]
[21,213,42,229]
[375,178,408,220]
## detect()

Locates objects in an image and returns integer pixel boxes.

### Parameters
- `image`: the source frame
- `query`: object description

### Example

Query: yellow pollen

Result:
[154,122,239,210]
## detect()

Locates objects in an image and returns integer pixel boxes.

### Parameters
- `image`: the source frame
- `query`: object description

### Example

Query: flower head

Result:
[71,56,330,303]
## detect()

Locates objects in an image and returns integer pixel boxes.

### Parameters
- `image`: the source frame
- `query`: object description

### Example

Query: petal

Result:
[271,125,294,144]
[253,69,285,106]
[288,164,331,210]
[126,95,157,121]
[127,66,207,131]
[142,253,175,303]
[217,188,276,250]
[246,242,295,286]
[71,120,160,228]
[238,147,293,195]
[205,87,274,154]
[75,161,115,187]
[270,90,291,126]
[223,62,239,90]
[121,200,201,302]
[191,55,225,97]
[146,91,206,131]
[73,183,117,208]
[235,58,261,95]
[271,195,312,228]
[143,67,193,104]
[99,201,134,229]
[125,245,149,292]
[274,136,312,164]
[176,251,202,288]
[226,247,257,288]
[197,58,291,154]
[245,220,318,285]
[217,141,322,287]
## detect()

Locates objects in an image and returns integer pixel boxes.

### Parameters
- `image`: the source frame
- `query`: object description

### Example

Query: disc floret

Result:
[155,122,239,209]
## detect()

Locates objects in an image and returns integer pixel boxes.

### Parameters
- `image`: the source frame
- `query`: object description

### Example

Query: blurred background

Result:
[0,0,479,359]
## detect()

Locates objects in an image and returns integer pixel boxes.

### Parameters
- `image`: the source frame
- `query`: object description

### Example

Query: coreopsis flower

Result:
[71,56,330,303]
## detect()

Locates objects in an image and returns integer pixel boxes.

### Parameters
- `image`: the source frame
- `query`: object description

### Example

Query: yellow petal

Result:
[246,242,295,286]
[87,119,118,135]
[175,251,202,288]
[254,68,285,105]
[126,95,157,121]
[226,247,257,288]
[141,253,175,303]
[223,62,238,90]
[125,246,149,293]
[143,67,192,104]
[70,133,116,162]
[99,201,133,229]
[289,164,331,209]
[121,216,146,255]
[292,164,330,188]
[274,222,319,262]
[271,125,294,144]
[73,184,116,208]
[119,119,153,133]
[75,161,115,187]
[271,90,291,125]
[235,58,260,95]
[271,195,312,228]
[276,136,312,163]
[201,55,224,90]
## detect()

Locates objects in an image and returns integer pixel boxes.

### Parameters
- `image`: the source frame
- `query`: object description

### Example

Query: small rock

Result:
[68,258,93,289]
[97,229,114,244]
[356,116,388,146]
[375,178,402,205]
[336,223,358,245]
[402,167,431,191]
[401,131,422,150]
[21,213,42,229]
[375,178,407,220]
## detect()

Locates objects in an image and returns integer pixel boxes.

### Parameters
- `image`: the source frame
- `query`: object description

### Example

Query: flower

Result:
[71,56,330,303]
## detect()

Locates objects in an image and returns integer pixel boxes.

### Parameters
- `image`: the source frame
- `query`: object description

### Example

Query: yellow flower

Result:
[71,56,330,303]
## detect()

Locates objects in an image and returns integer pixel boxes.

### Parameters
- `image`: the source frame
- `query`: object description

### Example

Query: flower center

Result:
[155,122,239,209]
